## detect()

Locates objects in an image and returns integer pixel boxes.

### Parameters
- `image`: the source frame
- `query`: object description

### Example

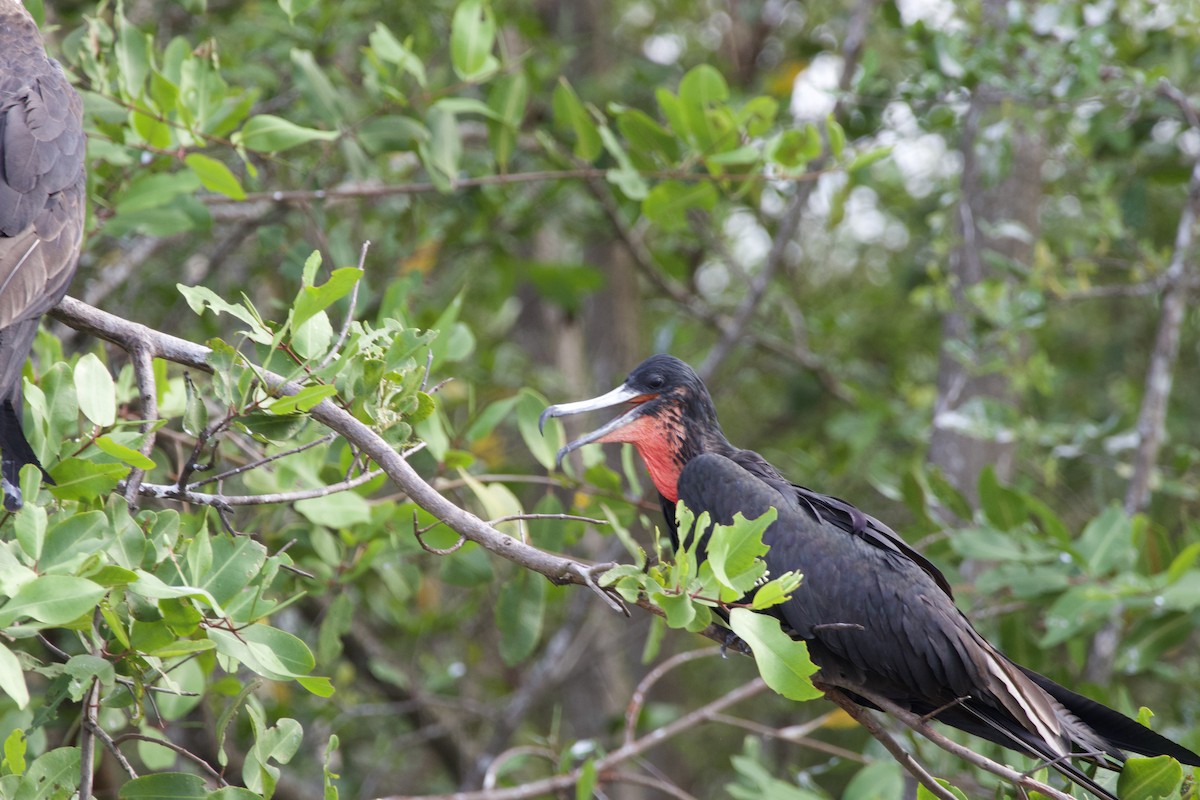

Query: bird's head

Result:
[539,355,726,502]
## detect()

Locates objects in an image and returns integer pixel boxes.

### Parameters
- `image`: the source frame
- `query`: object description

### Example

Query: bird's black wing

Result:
[729,448,956,598]
[0,3,86,508]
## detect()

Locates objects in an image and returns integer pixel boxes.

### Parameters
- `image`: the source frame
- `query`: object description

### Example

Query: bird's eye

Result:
[647,374,665,390]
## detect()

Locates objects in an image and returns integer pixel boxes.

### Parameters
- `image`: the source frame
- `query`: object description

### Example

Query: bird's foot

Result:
[720,629,751,658]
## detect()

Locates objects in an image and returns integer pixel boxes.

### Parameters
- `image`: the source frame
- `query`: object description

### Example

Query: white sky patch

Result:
[896,0,959,28]
[790,53,841,120]
[643,33,684,65]
[723,209,773,266]
[892,133,958,199]
[695,260,730,300]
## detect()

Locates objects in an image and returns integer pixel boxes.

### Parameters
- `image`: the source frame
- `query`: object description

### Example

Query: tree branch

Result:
[49,296,628,615]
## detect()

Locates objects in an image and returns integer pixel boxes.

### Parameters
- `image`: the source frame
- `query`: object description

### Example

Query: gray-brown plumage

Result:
[0,0,86,510]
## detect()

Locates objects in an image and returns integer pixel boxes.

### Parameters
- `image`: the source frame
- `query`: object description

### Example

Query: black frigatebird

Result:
[540,354,1200,799]
[0,0,87,510]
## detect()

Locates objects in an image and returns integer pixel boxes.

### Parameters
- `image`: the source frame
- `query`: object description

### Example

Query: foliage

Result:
[1,0,1199,798]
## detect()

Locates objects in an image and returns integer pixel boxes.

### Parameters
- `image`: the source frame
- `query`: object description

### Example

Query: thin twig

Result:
[601,770,698,800]
[317,240,368,371]
[112,733,227,785]
[191,433,338,487]
[125,468,384,507]
[707,712,870,763]
[624,647,724,745]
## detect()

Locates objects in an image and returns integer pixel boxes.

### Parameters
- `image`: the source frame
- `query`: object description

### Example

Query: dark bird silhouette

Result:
[541,354,1200,800]
[0,0,86,510]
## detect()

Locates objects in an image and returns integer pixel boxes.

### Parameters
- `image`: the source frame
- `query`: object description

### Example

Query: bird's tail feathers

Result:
[1019,666,1200,767]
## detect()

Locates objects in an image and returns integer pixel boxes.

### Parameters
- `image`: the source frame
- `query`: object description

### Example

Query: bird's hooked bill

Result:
[539,383,654,469]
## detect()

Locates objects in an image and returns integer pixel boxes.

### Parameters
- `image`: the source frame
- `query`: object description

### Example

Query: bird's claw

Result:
[720,629,751,658]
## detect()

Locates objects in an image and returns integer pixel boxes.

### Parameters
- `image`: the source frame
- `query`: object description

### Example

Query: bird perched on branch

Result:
[0,0,86,510]
[541,354,1200,800]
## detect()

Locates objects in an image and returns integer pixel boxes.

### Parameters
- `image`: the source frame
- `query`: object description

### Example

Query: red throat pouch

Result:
[597,413,681,502]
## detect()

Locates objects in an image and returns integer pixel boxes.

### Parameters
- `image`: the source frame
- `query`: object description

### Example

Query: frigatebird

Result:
[540,354,1200,799]
[0,0,86,510]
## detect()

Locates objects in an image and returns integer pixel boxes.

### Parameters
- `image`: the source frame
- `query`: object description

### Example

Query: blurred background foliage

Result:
[3,0,1200,797]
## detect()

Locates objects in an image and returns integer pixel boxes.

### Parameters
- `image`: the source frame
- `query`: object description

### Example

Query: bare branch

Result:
[203,168,824,208]
[123,340,160,508]
[79,679,99,799]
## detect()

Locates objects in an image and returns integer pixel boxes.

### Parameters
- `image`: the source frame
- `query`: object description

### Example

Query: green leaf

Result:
[517,389,559,471]
[1116,755,1182,800]
[0,576,106,628]
[576,758,597,800]
[183,373,208,436]
[552,78,601,162]
[450,0,500,82]
[0,643,29,709]
[419,105,462,190]
[978,466,1025,531]
[185,153,246,200]
[297,675,336,697]
[295,492,372,530]
[678,64,729,150]
[496,568,546,665]
[488,72,529,170]
[40,511,109,574]
[704,508,776,595]
[13,501,46,562]
[369,23,427,87]
[177,284,274,344]
[843,761,904,800]
[276,0,318,23]
[1080,504,1134,576]
[748,572,803,611]
[47,458,128,502]
[16,748,79,799]
[209,624,316,680]
[3,728,26,775]
[199,536,268,606]
[728,608,821,701]
[642,181,717,231]
[74,353,116,427]
[267,384,338,415]
[768,125,822,169]
[94,436,156,469]
[292,267,363,332]
[235,114,338,153]
[827,116,846,157]
[916,779,969,800]
[118,772,208,799]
